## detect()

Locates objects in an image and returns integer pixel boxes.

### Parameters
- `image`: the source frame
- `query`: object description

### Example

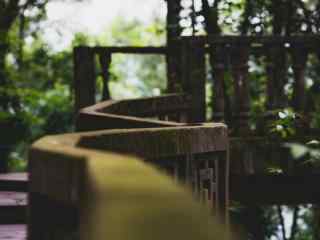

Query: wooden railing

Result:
[180,35,320,135]
[76,94,190,131]
[74,46,167,113]
[72,36,320,209]
[29,124,229,239]
[73,45,205,123]
[75,94,229,218]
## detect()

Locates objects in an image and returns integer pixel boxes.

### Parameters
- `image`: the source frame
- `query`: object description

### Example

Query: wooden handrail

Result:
[29,124,229,239]
[76,94,191,131]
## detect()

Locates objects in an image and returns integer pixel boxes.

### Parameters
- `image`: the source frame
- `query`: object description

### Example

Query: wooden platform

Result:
[0,192,27,224]
[0,225,26,240]
[0,173,28,192]
[0,173,28,226]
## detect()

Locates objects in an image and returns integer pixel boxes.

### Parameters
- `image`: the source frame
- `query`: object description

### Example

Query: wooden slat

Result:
[0,192,27,224]
[0,192,27,206]
[0,173,28,192]
[0,225,26,240]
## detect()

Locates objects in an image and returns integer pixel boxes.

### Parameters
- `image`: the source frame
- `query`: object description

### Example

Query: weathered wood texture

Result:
[0,192,27,224]
[78,124,228,159]
[211,45,228,123]
[29,127,230,240]
[74,42,209,124]
[180,35,320,134]
[0,225,26,240]
[76,94,191,131]
[74,47,96,113]
[0,173,28,192]
[166,0,182,92]
[181,38,206,122]
[0,173,28,225]
[75,93,229,223]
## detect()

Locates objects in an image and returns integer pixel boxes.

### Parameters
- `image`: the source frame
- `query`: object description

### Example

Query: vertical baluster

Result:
[214,157,220,213]
[181,38,206,123]
[185,154,193,185]
[215,151,229,225]
[231,44,250,135]
[291,46,308,112]
[291,45,309,132]
[265,44,288,112]
[212,44,227,123]
[192,159,199,198]
[173,159,179,183]
[98,51,112,101]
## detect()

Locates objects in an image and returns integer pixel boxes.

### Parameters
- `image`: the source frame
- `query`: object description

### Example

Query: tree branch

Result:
[289,206,299,240]
[277,205,287,240]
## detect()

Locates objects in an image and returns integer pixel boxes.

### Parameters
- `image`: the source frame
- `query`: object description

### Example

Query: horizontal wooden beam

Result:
[0,173,28,192]
[100,94,191,117]
[182,35,320,45]
[230,174,320,204]
[93,46,167,55]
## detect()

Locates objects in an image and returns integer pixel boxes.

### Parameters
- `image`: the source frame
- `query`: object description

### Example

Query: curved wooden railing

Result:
[75,94,229,216]
[72,36,320,208]
[76,93,191,131]
[29,127,229,240]
[28,93,230,239]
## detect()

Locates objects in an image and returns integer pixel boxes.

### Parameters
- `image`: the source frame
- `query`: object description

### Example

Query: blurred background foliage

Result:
[1,12,167,172]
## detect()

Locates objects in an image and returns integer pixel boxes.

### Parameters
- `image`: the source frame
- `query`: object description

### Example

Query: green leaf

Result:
[285,143,309,159]
[307,140,320,147]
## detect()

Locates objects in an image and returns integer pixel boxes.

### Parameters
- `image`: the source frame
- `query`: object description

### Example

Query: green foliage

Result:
[285,140,320,164]
[269,108,298,139]
[91,17,166,99]
[1,16,167,171]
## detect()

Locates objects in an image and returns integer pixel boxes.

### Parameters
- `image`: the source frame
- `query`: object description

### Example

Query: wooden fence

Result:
[29,124,229,239]
[181,35,320,135]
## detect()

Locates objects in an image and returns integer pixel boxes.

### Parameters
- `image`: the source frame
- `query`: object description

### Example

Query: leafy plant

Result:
[269,108,299,139]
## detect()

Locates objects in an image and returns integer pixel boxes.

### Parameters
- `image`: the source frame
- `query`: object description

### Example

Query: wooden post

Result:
[291,45,308,112]
[266,44,287,111]
[98,51,112,101]
[215,151,229,225]
[212,45,227,123]
[166,0,182,93]
[231,44,250,135]
[73,46,96,114]
[181,38,206,123]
